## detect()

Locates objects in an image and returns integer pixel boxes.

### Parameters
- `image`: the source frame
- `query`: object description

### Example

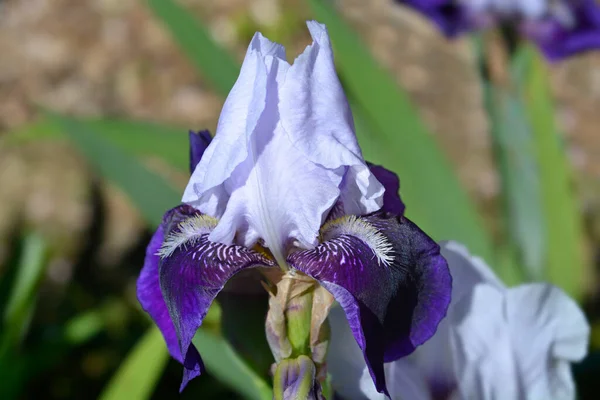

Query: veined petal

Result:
[137,131,214,383]
[207,53,341,262]
[156,205,276,390]
[183,23,385,264]
[280,21,384,217]
[182,32,287,216]
[288,213,451,395]
[137,205,194,364]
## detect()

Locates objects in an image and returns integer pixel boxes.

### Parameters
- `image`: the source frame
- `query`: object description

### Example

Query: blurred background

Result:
[1,0,600,398]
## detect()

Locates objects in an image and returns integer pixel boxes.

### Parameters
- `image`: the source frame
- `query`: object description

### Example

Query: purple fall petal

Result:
[367,163,405,216]
[287,213,451,395]
[189,130,213,174]
[524,0,600,61]
[138,204,276,391]
[137,205,196,364]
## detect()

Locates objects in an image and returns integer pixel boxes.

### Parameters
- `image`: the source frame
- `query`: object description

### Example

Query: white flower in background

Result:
[328,241,590,400]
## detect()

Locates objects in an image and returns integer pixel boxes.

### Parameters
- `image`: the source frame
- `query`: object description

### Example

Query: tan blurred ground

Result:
[0,0,599,271]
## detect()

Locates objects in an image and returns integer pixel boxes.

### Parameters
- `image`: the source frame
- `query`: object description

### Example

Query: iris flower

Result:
[136,21,451,395]
[399,0,600,60]
[328,241,590,400]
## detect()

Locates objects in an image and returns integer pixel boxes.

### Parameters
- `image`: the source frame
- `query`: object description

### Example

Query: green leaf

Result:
[522,47,586,300]
[46,112,181,228]
[147,0,239,96]
[99,327,170,400]
[1,233,49,355]
[480,78,542,284]
[6,117,190,172]
[310,0,493,262]
[81,119,189,171]
[193,329,273,400]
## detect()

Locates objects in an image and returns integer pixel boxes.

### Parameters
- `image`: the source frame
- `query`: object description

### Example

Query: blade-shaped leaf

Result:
[523,47,586,300]
[482,82,543,283]
[1,233,49,355]
[192,329,273,400]
[147,0,239,95]
[7,117,190,172]
[46,113,181,228]
[99,327,170,400]
[309,0,493,263]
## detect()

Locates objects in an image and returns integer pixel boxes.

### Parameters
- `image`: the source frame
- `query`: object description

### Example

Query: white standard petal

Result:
[451,285,522,399]
[183,22,386,264]
[505,284,590,400]
[440,241,505,298]
[182,32,286,215]
[280,21,384,216]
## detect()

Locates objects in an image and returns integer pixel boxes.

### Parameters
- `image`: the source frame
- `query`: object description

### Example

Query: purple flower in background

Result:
[400,0,600,60]
[136,21,451,395]
[328,241,590,400]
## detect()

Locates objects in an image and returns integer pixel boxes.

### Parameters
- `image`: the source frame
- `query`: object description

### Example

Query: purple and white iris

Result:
[136,21,451,396]
[400,0,600,60]
[328,241,590,400]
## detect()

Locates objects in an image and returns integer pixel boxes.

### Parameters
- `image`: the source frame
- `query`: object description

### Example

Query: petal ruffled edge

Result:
[137,205,196,364]
[137,204,277,391]
[288,212,451,395]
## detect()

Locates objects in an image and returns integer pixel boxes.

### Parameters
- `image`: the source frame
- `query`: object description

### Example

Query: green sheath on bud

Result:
[273,355,321,400]
[265,271,334,399]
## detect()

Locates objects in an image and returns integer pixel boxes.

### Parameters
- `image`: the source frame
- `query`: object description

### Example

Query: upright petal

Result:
[288,213,451,394]
[182,32,287,216]
[206,55,341,263]
[280,21,384,218]
[156,205,276,390]
[184,23,385,265]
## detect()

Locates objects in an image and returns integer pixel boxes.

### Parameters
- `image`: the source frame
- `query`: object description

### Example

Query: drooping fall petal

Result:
[288,212,451,395]
[157,206,276,390]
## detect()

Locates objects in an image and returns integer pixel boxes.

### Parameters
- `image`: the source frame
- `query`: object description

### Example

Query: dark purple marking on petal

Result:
[159,208,276,391]
[367,163,405,216]
[137,205,197,364]
[523,0,600,61]
[137,204,276,391]
[399,0,474,37]
[287,213,451,396]
[189,130,212,174]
